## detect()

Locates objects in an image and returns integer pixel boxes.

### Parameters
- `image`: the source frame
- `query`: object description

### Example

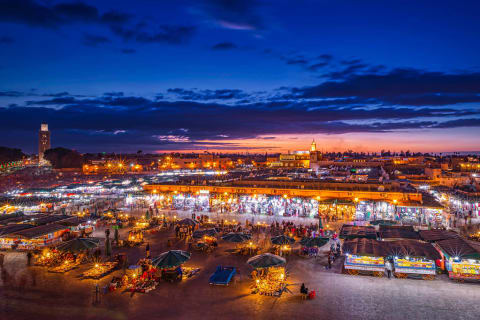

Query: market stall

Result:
[271,235,295,256]
[151,250,193,282]
[247,253,288,296]
[191,231,218,253]
[82,262,118,279]
[342,238,388,277]
[435,237,480,281]
[222,232,255,254]
[300,237,329,256]
[126,230,144,246]
[388,240,440,280]
[34,248,61,267]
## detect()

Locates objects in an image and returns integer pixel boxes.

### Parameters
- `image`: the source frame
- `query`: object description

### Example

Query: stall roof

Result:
[0,214,49,226]
[379,226,420,240]
[419,229,459,242]
[340,225,377,239]
[0,223,34,236]
[0,212,24,222]
[29,215,72,226]
[387,240,441,260]
[10,223,68,239]
[436,237,480,260]
[57,217,89,227]
[343,238,389,257]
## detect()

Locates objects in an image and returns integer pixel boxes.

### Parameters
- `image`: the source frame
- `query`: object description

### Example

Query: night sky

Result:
[1,0,480,154]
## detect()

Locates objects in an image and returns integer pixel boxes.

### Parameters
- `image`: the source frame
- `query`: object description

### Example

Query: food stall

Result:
[435,237,480,281]
[126,230,144,246]
[388,240,440,280]
[83,262,118,279]
[300,237,329,256]
[222,232,255,254]
[9,224,70,250]
[151,250,193,282]
[247,253,288,296]
[271,235,295,256]
[34,248,61,267]
[342,238,388,277]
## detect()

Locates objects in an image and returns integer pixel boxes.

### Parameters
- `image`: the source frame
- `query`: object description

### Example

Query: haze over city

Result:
[1,0,480,153]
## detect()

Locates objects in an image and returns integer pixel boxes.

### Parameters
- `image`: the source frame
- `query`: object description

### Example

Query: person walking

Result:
[145,243,150,259]
[385,260,393,279]
[327,253,332,269]
[26,251,32,266]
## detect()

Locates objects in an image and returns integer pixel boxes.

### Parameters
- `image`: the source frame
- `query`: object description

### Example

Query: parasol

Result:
[247,253,286,269]
[222,232,251,243]
[271,235,295,245]
[300,237,329,248]
[151,250,191,269]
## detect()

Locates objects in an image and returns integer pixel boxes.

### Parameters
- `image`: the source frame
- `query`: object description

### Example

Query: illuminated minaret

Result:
[310,139,316,152]
[38,123,51,162]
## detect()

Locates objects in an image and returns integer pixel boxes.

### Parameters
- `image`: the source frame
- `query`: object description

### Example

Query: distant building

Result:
[38,123,51,162]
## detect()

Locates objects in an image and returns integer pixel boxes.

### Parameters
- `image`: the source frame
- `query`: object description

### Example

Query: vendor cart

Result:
[343,238,388,277]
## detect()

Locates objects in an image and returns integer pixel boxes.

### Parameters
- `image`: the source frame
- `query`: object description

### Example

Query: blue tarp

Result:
[209,266,236,285]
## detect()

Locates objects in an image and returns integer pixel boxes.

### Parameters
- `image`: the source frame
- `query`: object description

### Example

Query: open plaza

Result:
[0,169,479,320]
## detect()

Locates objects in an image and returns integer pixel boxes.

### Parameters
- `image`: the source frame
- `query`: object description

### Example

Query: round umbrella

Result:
[56,238,100,253]
[151,250,191,269]
[177,218,198,226]
[222,232,251,243]
[247,253,286,269]
[271,235,295,245]
[300,237,329,248]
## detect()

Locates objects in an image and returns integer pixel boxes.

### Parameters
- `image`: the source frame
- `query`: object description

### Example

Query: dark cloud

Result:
[43,92,70,97]
[0,90,23,97]
[83,33,110,47]
[167,88,248,100]
[200,0,263,30]
[292,68,480,106]
[0,0,60,28]
[0,36,14,44]
[103,92,124,97]
[111,25,195,44]
[318,54,333,61]
[279,52,333,72]
[211,42,237,50]
[6,91,480,152]
[433,118,480,128]
[0,0,118,28]
[120,48,136,54]
[0,1,192,46]
[53,2,99,22]
[100,11,130,25]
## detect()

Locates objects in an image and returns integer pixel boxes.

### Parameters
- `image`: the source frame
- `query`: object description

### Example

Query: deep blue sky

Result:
[1,0,480,153]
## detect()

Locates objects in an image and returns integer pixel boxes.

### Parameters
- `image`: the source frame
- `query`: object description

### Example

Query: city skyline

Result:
[1,1,480,153]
